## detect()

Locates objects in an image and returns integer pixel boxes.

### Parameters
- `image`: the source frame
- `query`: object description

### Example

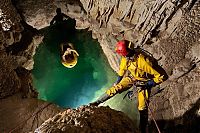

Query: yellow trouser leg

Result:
[138,89,149,111]
[106,77,133,96]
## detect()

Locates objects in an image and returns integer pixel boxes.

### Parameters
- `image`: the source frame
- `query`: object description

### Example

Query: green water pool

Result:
[32,23,139,126]
[32,24,117,107]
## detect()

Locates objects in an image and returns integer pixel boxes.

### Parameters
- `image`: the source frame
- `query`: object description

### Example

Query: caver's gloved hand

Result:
[145,79,156,88]
[89,100,101,106]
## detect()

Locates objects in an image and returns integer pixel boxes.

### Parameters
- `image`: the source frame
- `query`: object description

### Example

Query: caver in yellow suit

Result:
[106,53,163,110]
[90,40,166,133]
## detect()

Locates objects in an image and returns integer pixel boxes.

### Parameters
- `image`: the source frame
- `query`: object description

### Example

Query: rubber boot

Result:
[139,109,148,133]
[90,93,111,106]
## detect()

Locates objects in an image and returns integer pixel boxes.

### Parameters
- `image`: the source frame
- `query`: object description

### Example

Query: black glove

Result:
[89,100,101,106]
[89,93,110,106]
[113,76,123,86]
[145,79,156,88]
[50,21,54,26]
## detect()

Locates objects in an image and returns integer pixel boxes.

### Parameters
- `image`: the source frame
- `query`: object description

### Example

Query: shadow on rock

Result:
[149,98,200,133]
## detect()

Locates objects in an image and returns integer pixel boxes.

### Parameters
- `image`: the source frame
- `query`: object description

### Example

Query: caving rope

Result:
[124,82,162,133]
[143,92,161,133]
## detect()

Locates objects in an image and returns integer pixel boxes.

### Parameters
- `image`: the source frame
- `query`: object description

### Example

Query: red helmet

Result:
[115,40,128,56]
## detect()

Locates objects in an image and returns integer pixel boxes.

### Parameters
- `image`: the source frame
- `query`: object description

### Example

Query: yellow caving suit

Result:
[106,54,164,111]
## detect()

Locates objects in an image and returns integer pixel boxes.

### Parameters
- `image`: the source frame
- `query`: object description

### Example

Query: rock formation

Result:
[35,105,136,133]
[0,94,63,133]
[0,1,63,132]
[0,0,200,132]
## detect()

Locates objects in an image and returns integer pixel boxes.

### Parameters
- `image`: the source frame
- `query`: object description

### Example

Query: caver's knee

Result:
[138,90,149,111]
[138,103,147,111]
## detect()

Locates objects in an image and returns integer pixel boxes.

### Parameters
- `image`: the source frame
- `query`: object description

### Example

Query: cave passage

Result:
[32,20,139,125]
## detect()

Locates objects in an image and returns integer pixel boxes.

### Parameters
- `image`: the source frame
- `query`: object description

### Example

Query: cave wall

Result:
[77,0,200,117]
[23,0,199,120]
[0,0,43,98]
[76,0,200,131]
[0,0,23,98]
[18,0,200,131]
[0,0,200,132]
[0,0,63,132]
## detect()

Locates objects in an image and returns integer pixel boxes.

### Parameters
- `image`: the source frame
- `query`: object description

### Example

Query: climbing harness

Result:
[144,94,161,133]
[123,82,162,133]
[123,85,138,100]
[123,80,147,100]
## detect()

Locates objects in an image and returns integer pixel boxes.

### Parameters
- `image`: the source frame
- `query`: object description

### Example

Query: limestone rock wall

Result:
[0,0,43,98]
[147,4,200,131]
[77,0,199,72]
[14,0,83,29]
[78,0,200,127]
[0,0,23,98]
[0,1,61,133]
[151,3,200,119]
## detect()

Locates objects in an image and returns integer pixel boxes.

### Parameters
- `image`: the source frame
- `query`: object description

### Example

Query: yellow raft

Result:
[61,43,79,68]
